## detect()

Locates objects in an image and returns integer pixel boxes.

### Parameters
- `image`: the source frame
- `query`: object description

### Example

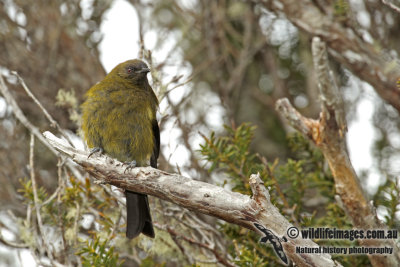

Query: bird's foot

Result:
[88,147,104,158]
[124,160,137,174]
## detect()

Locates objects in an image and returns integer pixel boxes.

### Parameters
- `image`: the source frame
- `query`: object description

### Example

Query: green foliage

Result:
[373,179,400,229]
[200,123,264,193]
[200,123,374,266]
[19,178,50,204]
[334,0,350,18]
[140,257,166,267]
[278,132,335,219]
[18,175,124,266]
[233,246,269,267]
[78,237,122,267]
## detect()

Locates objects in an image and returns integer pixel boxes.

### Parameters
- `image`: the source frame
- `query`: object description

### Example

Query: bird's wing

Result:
[150,119,160,168]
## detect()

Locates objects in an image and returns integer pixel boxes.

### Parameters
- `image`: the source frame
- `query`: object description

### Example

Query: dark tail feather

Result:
[126,191,155,239]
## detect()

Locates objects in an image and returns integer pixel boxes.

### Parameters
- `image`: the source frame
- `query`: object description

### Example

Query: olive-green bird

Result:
[81,59,159,239]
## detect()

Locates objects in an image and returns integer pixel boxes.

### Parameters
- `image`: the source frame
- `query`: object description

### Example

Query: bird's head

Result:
[114,59,150,82]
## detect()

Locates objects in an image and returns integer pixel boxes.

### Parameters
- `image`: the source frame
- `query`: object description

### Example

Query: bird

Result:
[254,223,288,264]
[81,59,159,239]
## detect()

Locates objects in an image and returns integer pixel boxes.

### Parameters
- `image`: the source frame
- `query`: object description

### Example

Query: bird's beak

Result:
[137,68,150,74]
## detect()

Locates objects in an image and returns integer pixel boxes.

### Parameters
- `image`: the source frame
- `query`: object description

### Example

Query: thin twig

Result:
[26,200,32,229]
[0,73,83,182]
[12,71,57,127]
[41,186,61,207]
[162,224,235,267]
[73,202,81,246]
[0,233,28,249]
[108,208,122,240]
[0,75,58,155]
[57,157,69,266]
[162,76,193,99]
[381,0,400,13]
[11,71,75,146]
[258,155,290,208]
[29,134,54,261]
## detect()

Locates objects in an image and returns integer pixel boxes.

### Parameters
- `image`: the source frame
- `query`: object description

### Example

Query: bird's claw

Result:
[88,147,104,158]
[124,160,137,174]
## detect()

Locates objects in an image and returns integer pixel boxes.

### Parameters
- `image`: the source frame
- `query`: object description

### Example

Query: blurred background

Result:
[0,0,399,266]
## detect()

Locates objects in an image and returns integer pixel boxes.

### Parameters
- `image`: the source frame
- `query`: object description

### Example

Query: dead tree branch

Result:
[43,131,339,267]
[276,37,400,267]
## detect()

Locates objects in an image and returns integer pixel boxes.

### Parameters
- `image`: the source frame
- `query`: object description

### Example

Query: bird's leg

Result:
[124,160,137,174]
[88,147,104,158]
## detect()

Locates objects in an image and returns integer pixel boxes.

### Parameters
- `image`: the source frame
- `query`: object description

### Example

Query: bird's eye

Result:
[127,67,135,73]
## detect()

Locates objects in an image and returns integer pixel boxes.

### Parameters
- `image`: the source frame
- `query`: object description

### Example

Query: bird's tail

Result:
[126,191,155,239]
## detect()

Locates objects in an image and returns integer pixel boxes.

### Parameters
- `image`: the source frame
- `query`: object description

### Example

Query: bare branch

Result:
[311,37,346,135]
[276,98,317,140]
[381,0,400,14]
[43,131,339,267]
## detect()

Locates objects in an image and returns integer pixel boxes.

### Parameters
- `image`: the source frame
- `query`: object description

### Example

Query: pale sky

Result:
[98,0,140,71]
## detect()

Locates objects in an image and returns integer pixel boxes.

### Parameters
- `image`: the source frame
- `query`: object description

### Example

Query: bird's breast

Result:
[82,89,156,164]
